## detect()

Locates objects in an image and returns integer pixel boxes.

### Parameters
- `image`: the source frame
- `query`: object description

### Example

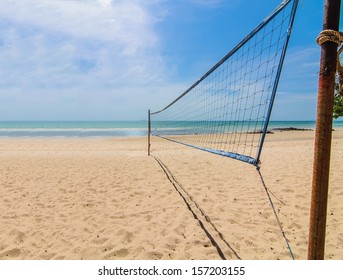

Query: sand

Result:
[0,130,342,260]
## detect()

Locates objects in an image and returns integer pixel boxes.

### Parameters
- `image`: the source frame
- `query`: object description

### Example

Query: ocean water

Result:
[0,120,342,138]
[0,121,148,138]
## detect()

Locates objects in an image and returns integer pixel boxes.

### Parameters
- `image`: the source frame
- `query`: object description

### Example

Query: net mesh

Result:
[151,0,298,165]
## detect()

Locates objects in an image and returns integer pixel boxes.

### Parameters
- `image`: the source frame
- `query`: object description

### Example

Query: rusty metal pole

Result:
[148,109,151,156]
[308,0,341,260]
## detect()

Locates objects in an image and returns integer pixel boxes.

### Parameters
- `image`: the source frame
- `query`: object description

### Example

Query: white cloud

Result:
[284,46,319,68]
[191,0,241,8]
[0,0,167,88]
[0,0,158,53]
[98,0,112,7]
[0,0,170,119]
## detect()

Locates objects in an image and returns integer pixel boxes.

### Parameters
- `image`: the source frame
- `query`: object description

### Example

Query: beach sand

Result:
[0,130,342,260]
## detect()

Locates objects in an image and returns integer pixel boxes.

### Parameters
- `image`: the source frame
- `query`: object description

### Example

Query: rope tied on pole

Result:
[316,29,343,45]
[317,29,343,96]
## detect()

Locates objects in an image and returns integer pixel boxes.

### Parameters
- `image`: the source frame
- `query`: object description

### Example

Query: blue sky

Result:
[0,0,339,121]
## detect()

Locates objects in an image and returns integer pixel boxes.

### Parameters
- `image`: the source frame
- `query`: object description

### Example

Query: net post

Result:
[308,0,341,260]
[256,0,299,165]
[148,109,151,156]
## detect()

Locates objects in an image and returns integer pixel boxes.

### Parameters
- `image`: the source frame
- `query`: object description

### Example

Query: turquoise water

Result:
[0,120,342,138]
[0,121,147,137]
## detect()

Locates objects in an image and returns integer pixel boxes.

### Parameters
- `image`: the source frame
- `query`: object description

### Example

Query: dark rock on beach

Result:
[272,127,313,132]
[247,130,274,134]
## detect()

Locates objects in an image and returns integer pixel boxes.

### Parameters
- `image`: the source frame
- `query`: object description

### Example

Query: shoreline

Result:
[0,126,342,139]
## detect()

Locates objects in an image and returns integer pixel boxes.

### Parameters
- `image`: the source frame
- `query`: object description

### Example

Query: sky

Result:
[0,0,340,121]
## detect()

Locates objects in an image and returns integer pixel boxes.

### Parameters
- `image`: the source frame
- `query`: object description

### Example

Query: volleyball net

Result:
[149,0,299,166]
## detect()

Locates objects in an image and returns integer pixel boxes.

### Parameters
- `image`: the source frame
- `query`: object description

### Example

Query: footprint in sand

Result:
[146,251,163,260]
[2,248,21,258]
[105,248,129,259]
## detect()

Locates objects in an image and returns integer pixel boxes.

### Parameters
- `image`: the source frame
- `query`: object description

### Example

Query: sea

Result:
[0,121,342,138]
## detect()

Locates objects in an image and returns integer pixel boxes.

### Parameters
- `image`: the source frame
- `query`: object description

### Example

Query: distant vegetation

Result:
[334,83,343,119]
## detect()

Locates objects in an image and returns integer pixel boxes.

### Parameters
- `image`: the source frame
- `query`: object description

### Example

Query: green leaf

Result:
[333,86,343,119]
